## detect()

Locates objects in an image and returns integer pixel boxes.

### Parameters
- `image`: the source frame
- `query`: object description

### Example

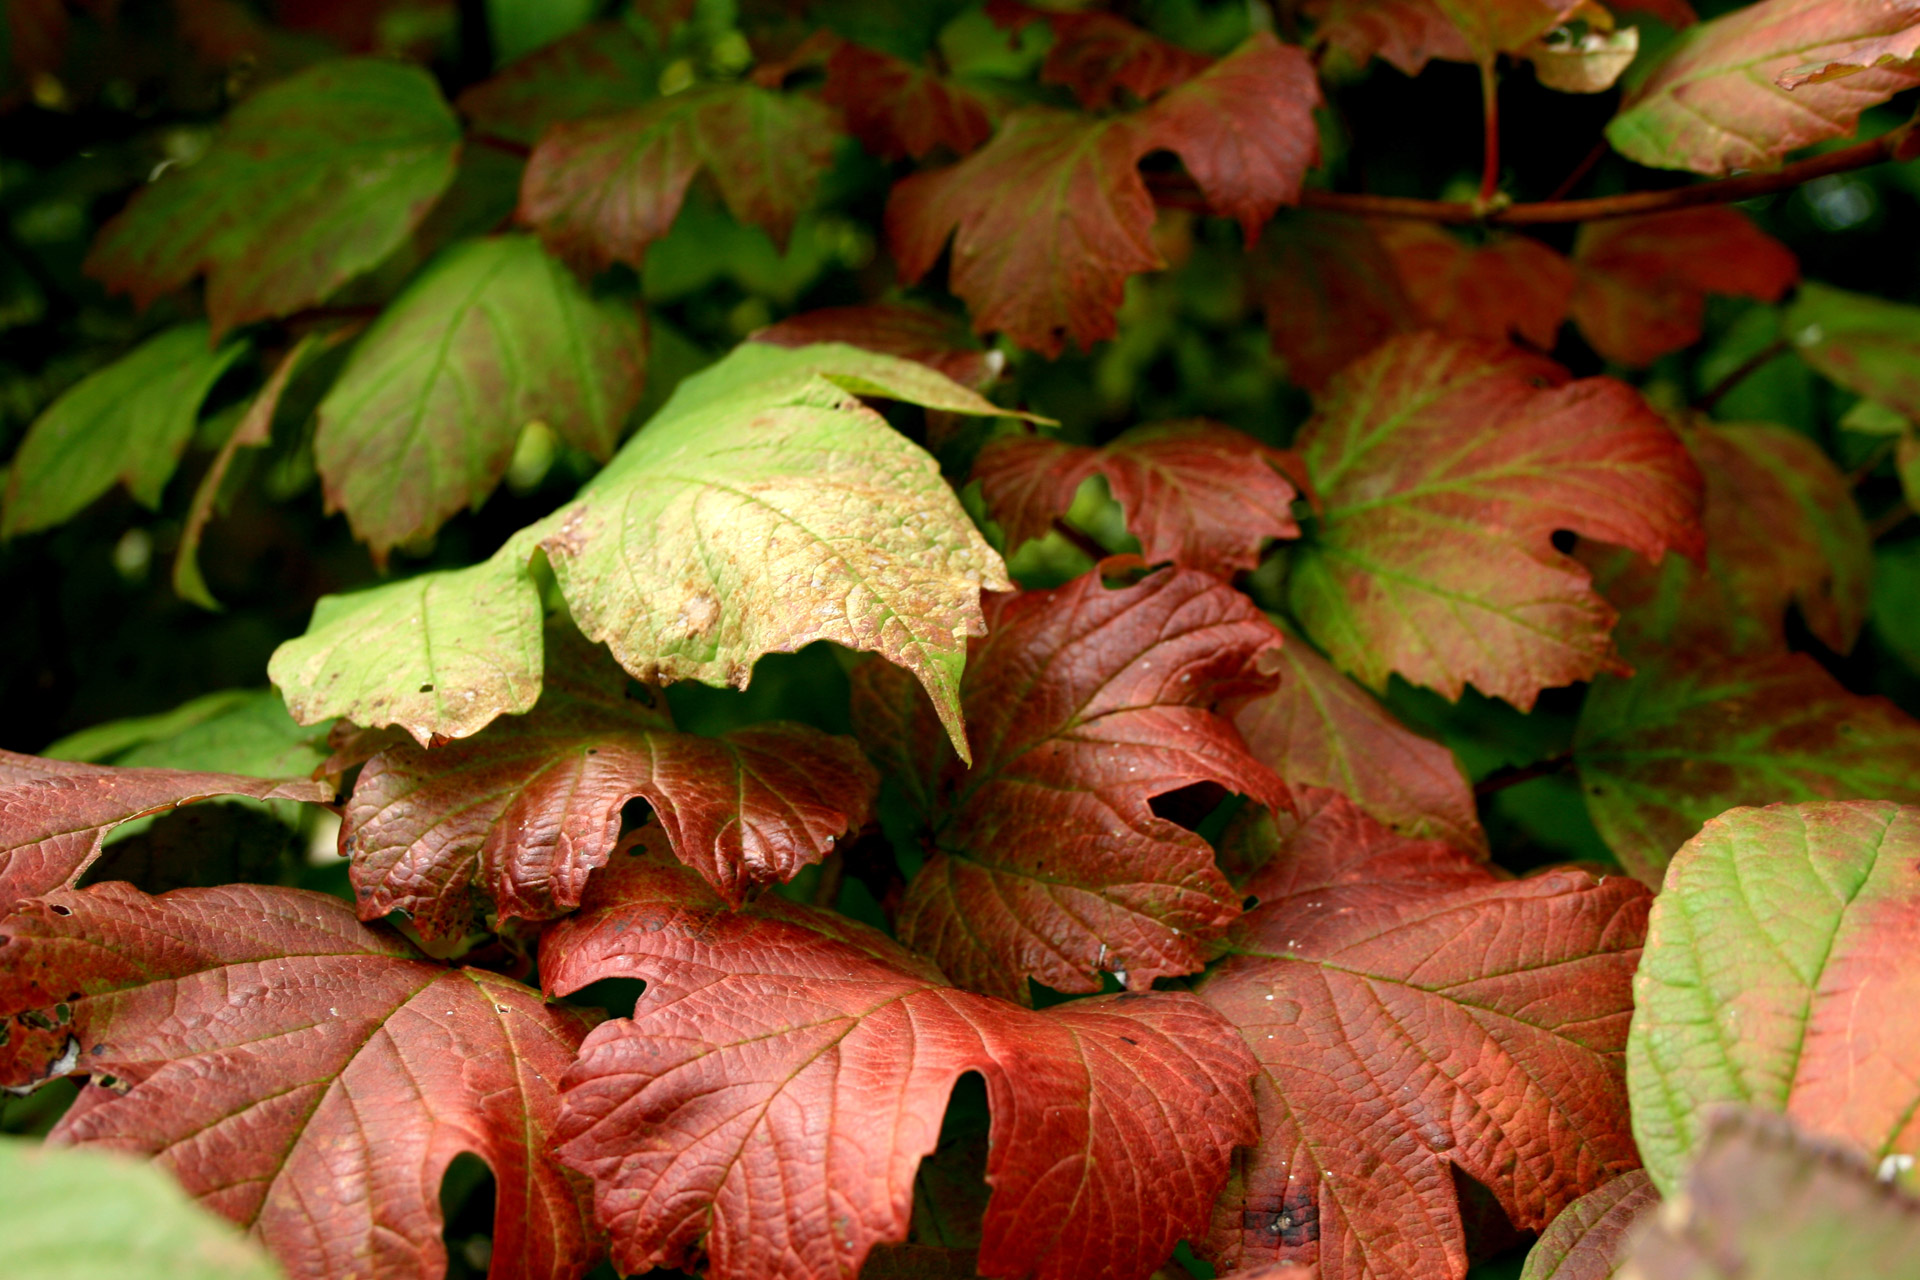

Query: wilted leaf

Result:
[455,20,660,145]
[1627,801,1920,1191]
[972,421,1302,576]
[0,882,600,1280]
[1608,0,1920,175]
[1573,653,1920,882]
[1304,0,1472,74]
[753,301,1000,389]
[1787,280,1920,420]
[1195,788,1649,1280]
[1571,210,1797,367]
[820,42,996,160]
[1251,212,1411,390]
[339,624,874,942]
[539,852,1258,1280]
[2,325,246,538]
[85,59,461,334]
[1528,27,1640,94]
[313,234,646,559]
[518,82,840,272]
[1286,332,1704,709]
[1519,1171,1657,1280]
[989,1,1212,107]
[1373,222,1574,349]
[854,564,1288,1002]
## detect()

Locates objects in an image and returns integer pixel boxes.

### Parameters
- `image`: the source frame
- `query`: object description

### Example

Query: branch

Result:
[1473,753,1573,798]
[1696,339,1789,412]
[1477,60,1501,205]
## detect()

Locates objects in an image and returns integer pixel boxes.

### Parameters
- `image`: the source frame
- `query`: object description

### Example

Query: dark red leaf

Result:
[752,302,1002,389]
[1305,0,1473,75]
[988,1,1213,108]
[539,851,1259,1280]
[1251,212,1412,390]
[0,882,600,1280]
[455,21,662,146]
[852,564,1289,1002]
[820,42,996,160]
[1374,221,1575,349]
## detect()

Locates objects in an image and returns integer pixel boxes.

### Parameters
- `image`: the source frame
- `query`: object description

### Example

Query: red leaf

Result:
[1196,790,1649,1280]
[539,852,1259,1280]
[988,1,1213,108]
[1611,0,1697,26]
[455,21,662,146]
[752,301,1002,389]
[518,83,840,273]
[339,627,875,943]
[1430,0,1584,63]
[1570,209,1798,366]
[820,42,997,160]
[1373,221,1575,349]
[852,564,1289,1002]
[0,882,601,1280]
[1251,212,1411,390]
[0,751,331,909]
[973,421,1303,576]
[1305,0,1473,75]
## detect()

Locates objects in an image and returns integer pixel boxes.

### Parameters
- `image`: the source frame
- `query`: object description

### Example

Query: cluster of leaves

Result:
[3,1,1920,1279]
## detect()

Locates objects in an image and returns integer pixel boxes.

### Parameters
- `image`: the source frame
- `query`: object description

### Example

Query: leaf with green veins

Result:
[2,324,246,538]
[1788,281,1920,421]
[84,59,461,335]
[313,235,646,560]
[1573,653,1920,882]
[1627,801,1920,1194]
[1519,1170,1657,1280]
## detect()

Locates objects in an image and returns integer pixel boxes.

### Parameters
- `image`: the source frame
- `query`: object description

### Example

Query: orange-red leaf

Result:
[1374,221,1575,350]
[1305,0,1472,74]
[820,42,997,161]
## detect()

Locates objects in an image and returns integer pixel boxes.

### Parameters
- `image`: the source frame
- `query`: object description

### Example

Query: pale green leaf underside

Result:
[45,688,332,779]
[272,343,1019,754]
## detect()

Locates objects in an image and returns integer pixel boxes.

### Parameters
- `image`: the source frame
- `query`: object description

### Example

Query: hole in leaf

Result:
[1452,1164,1531,1267]
[440,1152,497,1280]
[1150,783,1236,837]
[620,797,655,835]
[418,683,435,693]
[49,905,71,916]
[566,977,648,1020]
[1550,529,1577,554]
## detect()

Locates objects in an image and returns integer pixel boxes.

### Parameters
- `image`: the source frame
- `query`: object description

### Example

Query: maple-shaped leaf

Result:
[820,41,996,160]
[1628,801,1920,1193]
[973,421,1303,576]
[852,564,1288,1002]
[312,234,646,559]
[274,342,1015,754]
[340,624,874,943]
[988,0,1213,108]
[455,20,660,145]
[0,750,330,908]
[753,301,1001,389]
[1286,332,1704,709]
[1305,0,1472,74]
[1,324,247,538]
[1195,788,1649,1280]
[1573,652,1920,883]
[1608,0,1920,175]
[539,852,1258,1280]
[0,882,601,1280]
[85,59,461,336]
[1229,630,1485,854]
[1373,222,1574,350]
[1787,281,1920,420]
[1570,209,1798,367]
[1517,1171,1657,1280]
[1251,212,1410,390]
[518,82,839,273]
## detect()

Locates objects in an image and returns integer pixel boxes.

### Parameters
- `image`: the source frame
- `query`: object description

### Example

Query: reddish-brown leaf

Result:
[1570,209,1798,366]
[0,751,330,910]
[1374,221,1575,350]
[752,302,1001,389]
[1306,0,1473,74]
[973,421,1303,576]
[1518,1170,1658,1280]
[852,564,1289,1003]
[1252,212,1412,390]
[1196,789,1649,1280]
[340,627,875,944]
[1612,0,1698,27]
[539,852,1258,1280]
[988,1,1213,108]
[1430,0,1583,63]
[518,82,839,272]
[454,20,661,145]
[820,42,997,160]
[0,882,601,1280]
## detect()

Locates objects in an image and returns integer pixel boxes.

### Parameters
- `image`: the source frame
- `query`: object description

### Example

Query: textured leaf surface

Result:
[1608,0,1920,175]
[1628,802,1920,1192]
[1251,212,1410,390]
[2,325,245,537]
[0,882,601,1280]
[314,234,646,558]
[1286,333,1704,708]
[1196,789,1649,1280]
[854,565,1288,1002]
[820,42,996,160]
[539,853,1258,1280]
[753,302,1000,389]
[84,59,461,334]
[1788,281,1920,420]
[1373,223,1574,350]
[340,626,874,941]
[990,2,1212,108]
[518,83,839,272]
[454,20,660,144]
[1430,0,1581,62]
[973,421,1302,576]
[1573,653,1920,882]
[1305,0,1471,74]
[1230,632,1484,853]
[1518,1171,1656,1280]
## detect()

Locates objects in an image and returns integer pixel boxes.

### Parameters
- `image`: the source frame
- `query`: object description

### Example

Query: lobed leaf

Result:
[988,1,1212,108]
[1373,222,1575,350]
[454,20,661,145]
[1251,212,1410,390]
[820,42,997,161]
[1304,0,1472,75]
[1518,1171,1657,1280]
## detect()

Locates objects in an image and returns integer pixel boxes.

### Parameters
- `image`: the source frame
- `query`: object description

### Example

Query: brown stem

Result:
[1871,500,1914,540]
[1848,437,1899,486]
[1474,753,1573,798]
[1051,516,1112,562]
[1478,59,1502,205]
[469,131,534,159]
[1696,339,1789,413]
[1545,138,1610,203]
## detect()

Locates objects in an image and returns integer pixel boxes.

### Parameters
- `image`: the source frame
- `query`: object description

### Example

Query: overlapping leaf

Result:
[753,302,1000,389]
[1517,1171,1657,1280]
[0,882,601,1280]
[852,564,1289,1002]
[1305,0,1472,75]
[84,59,461,334]
[273,343,1016,754]
[1195,789,1649,1280]
[1628,801,1920,1191]
[820,42,996,160]
[1374,222,1574,349]
[313,234,646,558]
[539,852,1258,1280]
[1285,332,1704,709]
[1788,281,1920,419]
[455,20,661,145]
[1251,212,1410,390]
[987,1,1212,107]
[973,422,1303,576]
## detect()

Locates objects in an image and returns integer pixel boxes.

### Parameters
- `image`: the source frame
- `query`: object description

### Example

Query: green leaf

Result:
[313,235,646,559]
[43,688,331,779]
[1876,539,1920,676]
[1,324,246,537]
[1628,801,1920,1194]
[1,1137,282,1280]
[84,58,461,335]
[272,342,1019,754]
[1788,281,1920,421]
[1518,1170,1656,1280]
